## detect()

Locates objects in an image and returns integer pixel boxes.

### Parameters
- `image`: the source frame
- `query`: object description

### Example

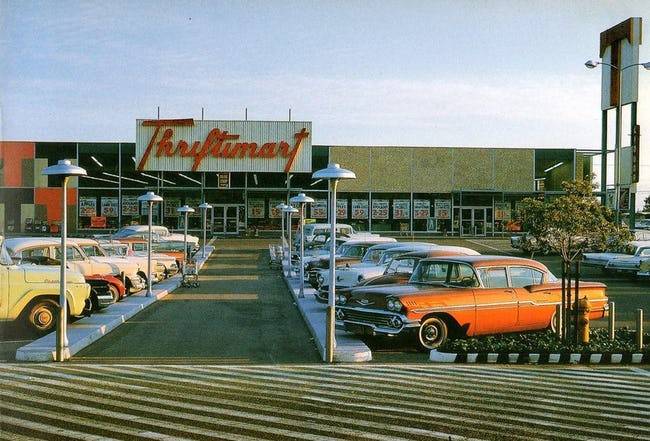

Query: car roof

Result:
[420,254,548,271]
[366,242,405,251]
[399,248,479,259]
[4,237,64,249]
[343,237,397,245]
[68,238,100,245]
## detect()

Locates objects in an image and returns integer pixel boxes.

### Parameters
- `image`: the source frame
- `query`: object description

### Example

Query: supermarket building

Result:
[0,118,593,237]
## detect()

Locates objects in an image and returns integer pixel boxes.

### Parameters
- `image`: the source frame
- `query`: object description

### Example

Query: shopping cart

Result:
[181,259,200,288]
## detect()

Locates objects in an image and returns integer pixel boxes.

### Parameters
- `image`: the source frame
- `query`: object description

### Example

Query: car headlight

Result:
[335,308,346,320]
[386,298,403,312]
[336,294,347,305]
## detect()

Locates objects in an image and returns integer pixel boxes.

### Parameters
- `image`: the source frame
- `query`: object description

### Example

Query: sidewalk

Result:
[282,258,372,362]
[15,246,214,362]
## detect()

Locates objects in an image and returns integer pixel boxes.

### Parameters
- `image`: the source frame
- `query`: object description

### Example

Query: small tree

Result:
[517,177,632,343]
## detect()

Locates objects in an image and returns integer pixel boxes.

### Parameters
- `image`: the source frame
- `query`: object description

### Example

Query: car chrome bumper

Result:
[336,306,419,336]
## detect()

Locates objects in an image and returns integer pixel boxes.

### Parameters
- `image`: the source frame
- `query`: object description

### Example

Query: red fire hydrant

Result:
[577,297,591,345]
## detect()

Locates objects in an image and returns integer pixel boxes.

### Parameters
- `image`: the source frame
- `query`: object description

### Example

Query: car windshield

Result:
[410,261,479,287]
[378,249,406,265]
[386,257,417,274]
[81,245,106,257]
[341,245,366,258]
[105,245,128,256]
[0,243,13,265]
[361,248,383,263]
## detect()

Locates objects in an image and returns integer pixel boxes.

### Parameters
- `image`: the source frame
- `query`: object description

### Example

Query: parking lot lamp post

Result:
[275,203,289,251]
[176,205,195,267]
[282,205,299,277]
[289,193,315,297]
[198,203,213,259]
[585,59,650,223]
[42,159,86,362]
[137,192,163,297]
[312,163,356,363]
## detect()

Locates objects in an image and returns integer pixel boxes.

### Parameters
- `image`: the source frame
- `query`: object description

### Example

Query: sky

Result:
[1,1,650,203]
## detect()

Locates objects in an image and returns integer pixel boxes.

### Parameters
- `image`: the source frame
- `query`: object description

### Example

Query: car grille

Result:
[343,309,393,327]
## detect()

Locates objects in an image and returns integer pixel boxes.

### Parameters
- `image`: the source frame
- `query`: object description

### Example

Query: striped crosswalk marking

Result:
[0,364,648,441]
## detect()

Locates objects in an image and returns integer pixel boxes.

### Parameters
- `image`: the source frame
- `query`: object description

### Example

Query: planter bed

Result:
[430,328,649,364]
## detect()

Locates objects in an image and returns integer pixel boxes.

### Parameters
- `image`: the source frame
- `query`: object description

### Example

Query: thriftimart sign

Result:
[135,119,312,173]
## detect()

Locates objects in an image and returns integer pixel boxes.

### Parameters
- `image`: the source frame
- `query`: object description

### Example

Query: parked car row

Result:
[0,232,191,335]
[582,240,650,278]
[288,229,610,351]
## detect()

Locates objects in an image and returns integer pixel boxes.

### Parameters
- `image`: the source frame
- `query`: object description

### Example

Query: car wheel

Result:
[25,299,58,335]
[108,284,120,303]
[418,316,448,350]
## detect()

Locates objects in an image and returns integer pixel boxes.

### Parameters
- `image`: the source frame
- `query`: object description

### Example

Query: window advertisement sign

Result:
[269,199,285,219]
[351,199,369,219]
[494,202,512,221]
[79,197,97,217]
[101,197,119,217]
[246,199,265,218]
[413,200,430,219]
[217,172,230,188]
[434,199,451,219]
[372,199,389,219]
[164,198,181,217]
[121,196,139,216]
[311,199,327,219]
[336,199,348,219]
[393,199,410,219]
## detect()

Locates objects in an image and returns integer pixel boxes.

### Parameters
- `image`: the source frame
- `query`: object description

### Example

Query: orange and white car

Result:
[336,255,608,350]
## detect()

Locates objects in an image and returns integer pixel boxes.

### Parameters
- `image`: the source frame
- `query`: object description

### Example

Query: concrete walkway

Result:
[15,246,214,362]
[71,240,320,364]
[282,258,373,362]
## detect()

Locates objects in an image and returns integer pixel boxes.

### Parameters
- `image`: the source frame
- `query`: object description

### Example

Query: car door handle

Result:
[504,289,515,293]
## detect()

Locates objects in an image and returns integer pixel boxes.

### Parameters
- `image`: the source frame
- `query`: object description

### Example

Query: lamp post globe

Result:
[282,205,299,277]
[42,160,86,362]
[289,193,315,297]
[198,203,213,258]
[176,205,195,269]
[312,163,356,363]
[137,191,163,297]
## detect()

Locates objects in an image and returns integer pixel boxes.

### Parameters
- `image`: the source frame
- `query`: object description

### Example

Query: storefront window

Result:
[35,142,77,188]
[78,143,119,188]
[79,189,120,230]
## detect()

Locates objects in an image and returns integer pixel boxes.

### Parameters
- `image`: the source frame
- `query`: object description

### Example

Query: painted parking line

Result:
[467,239,512,255]
[163,293,259,301]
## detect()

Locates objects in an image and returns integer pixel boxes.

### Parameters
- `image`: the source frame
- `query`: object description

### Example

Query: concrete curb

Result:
[15,245,215,362]
[281,260,372,363]
[430,349,649,364]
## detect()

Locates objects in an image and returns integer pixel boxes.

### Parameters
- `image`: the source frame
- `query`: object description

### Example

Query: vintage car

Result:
[70,238,166,284]
[305,237,398,288]
[0,237,92,334]
[316,244,480,303]
[315,243,441,297]
[294,223,355,247]
[100,238,179,277]
[582,240,650,271]
[112,225,200,251]
[336,255,609,350]
[5,237,146,295]
[603,242,650,277]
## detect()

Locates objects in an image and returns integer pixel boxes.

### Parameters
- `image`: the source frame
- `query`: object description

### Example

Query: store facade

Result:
[0,119,593,236]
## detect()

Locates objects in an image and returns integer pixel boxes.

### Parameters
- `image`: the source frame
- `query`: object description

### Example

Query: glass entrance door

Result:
[460,208,488,236]
[211,204,243,235]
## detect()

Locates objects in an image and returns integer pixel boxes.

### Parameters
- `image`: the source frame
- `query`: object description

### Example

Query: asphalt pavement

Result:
[74,240,320,364]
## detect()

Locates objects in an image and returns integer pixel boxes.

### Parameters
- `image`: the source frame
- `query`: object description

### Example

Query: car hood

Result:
[90,256,140,272]
[20,264,85,284]
[337,264,386,278]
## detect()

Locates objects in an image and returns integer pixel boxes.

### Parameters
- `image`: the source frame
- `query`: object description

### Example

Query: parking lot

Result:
[1,236,648,364]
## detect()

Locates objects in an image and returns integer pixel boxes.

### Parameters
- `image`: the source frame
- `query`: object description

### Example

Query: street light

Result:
[275,203,289,251]
[137,191,163,297]
[282,205,299,277]
[176,205,195,269]
[312,163,356,363]
[289,193,315,298]
[585,59,650,222]
[42,159,86,362]
[198,202,213,258]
